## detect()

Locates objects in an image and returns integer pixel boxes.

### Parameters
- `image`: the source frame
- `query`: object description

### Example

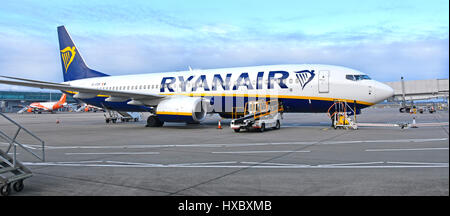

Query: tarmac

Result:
[0,108,448,196]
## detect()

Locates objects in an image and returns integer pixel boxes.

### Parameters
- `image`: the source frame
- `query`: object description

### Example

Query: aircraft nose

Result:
[375,82,394,103]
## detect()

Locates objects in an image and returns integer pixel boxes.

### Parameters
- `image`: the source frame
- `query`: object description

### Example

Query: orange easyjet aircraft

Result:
[27,94,67,113]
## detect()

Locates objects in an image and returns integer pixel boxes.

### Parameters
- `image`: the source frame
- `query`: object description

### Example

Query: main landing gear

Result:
[146,115,164,127]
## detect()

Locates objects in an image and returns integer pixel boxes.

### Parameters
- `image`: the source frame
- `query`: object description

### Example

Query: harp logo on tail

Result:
[295,70,315,90]
[60,46,76,73]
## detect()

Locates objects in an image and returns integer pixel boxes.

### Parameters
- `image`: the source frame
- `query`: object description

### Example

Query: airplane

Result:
[24,93,67,114]
[0,26,394,127]
[75,103,104,112]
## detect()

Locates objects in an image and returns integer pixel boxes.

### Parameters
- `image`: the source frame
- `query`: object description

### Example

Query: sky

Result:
[0,0,448,91]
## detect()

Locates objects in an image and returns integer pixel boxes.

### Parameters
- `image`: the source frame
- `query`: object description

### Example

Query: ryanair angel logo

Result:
[295,70,315,90]
[60,46,76,73]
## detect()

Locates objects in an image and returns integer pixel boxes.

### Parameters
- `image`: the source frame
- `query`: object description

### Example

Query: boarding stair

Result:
[327,100,358,130]
[0,112,45,196]
[16,107,28,114]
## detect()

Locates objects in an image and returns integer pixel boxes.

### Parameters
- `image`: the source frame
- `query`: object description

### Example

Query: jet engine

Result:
[156,96,208,123]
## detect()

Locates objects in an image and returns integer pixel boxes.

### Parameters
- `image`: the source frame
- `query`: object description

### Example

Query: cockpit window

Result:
[346,74,371,81]
[356,75,371,80]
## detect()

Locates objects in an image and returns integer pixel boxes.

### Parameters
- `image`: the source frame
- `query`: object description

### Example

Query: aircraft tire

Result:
[13,180,24,192]
[147,116,163,127]
[1,184,10,196]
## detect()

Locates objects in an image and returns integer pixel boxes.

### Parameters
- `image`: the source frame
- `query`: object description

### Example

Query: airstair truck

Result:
[230,99,283,132]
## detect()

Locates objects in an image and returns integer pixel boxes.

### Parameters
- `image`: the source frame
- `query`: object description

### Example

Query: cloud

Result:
[0,27,448,91]
[0,33,61,87]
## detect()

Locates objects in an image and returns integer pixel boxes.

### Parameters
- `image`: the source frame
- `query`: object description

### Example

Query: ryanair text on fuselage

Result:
[159,70,315,93]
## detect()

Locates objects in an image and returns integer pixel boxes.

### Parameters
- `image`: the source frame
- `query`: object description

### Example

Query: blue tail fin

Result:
[57,26,109,82]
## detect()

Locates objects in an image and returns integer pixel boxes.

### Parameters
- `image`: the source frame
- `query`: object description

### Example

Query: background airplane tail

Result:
[57,94,67,104]
[57,26,109,82]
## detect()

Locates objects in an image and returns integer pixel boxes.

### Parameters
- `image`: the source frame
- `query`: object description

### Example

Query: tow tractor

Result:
[230,99,284,132]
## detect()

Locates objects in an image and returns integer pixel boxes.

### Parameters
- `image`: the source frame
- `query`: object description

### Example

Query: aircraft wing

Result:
[0,76,166,103]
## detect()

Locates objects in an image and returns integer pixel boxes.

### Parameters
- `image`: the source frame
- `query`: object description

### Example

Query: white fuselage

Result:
[65,64,394,113]
[30,102,56,110]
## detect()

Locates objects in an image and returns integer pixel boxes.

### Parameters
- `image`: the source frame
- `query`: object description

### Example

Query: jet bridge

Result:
[385,78,449,111]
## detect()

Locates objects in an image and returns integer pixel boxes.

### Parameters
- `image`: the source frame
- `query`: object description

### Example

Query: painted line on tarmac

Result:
[65,152,160,155]
[211,150,311,154]
[240,161,309,166]
[37,138,449,150]
[0,142,37,150]
[317,161,385,166]
[22,161,449,169]
[170,161,239,166]
[386,161,449,165]
[365,147,449,152]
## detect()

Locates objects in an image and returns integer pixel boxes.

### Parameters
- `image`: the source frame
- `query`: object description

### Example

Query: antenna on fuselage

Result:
[188,66,193,72]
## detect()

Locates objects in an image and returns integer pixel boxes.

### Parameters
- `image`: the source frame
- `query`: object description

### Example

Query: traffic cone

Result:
[217,120,222,129]
[411,117,418,128]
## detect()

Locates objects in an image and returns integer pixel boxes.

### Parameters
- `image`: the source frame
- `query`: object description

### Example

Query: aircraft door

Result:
[318,70,329,93]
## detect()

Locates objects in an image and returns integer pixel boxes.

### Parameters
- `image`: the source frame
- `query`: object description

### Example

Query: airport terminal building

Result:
[0,91,76,112]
